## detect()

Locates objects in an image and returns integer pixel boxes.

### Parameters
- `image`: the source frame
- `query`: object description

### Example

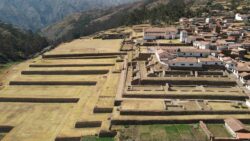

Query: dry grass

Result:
[48,39,122,54]
[206,124,231,137]
[0,38,123,141]
[121,100,165,111]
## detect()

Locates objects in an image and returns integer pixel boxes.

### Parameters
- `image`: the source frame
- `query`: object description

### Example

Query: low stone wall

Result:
[123,93,247,101]
[75,121,102,128]
[199,121,214,141]
[0,97,79,103]
[0,125,13,132]
[197,71,224,76]
[99,130,117,137]
[136,53,152,61]
[43,52,127,58]
[93,107,113,113]
[111,119,225,125]
[114,99,123,106]
[165,70,191,75]
[214,137,240,141]
[9,81,97,86]
[119,110,250,116]
[29,64,115,67]
[111,118,250,126]
[140,79,236,86]
[21,70,109,75]
[55,137,81,141]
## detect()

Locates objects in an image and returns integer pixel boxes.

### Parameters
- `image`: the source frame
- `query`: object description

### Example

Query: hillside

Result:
[41,0,196,42]
[0,22,48,64]
[0,0,138,31]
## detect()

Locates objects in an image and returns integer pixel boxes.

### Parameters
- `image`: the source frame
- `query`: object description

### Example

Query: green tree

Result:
[230,0,240,10]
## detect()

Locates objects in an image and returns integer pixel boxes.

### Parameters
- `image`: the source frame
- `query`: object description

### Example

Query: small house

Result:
[224,118,249,137]
[143,27,178,40]
[199,56,224,66]
[177,48,211,57]
[168,57,201,68]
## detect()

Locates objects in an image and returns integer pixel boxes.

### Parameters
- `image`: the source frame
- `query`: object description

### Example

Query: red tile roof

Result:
[236,133,250,139]
[224,118,247,132]
[199,56,221,62]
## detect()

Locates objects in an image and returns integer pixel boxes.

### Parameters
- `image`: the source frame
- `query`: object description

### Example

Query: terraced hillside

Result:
[1,25,250,141]
[0,37,126,141]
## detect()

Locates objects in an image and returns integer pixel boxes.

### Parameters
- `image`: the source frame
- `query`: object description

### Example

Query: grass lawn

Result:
[82,136,114,141]
[117,124,208,141]
[207,124,232,137]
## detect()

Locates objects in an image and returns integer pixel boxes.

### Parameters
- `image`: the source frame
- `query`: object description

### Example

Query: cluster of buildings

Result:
[141,11,250,91]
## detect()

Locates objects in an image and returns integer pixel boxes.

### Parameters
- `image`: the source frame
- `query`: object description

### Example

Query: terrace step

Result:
[123,93,248,101]
[21,70,109,75]
[55,136,81,141]
[75,121,102,128]
[9,81,97,86]
[0,97,79,103]
[43,52,127,58]
[119,110,250,116]
[29,63,115,67]
[94,107,113,113]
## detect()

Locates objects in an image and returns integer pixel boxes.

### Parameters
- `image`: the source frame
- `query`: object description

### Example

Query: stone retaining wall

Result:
[214,137,240,141]
[111,119,226,125]
[197,71,224,76]
[111,118,250,126]
[165,70,191,75]
[140,79,236,86]
[75,121,102,128]
[21,70,109,75]
[93,107,113,113]
[123,93,247,101]
[55,137,81,141]
[9,81,97,86]
[0,125,13,132]
[0,97,79,103]
[29,64,115,67]
[199,121,214,141]
[43,52,127,58]
[119,110,250,116]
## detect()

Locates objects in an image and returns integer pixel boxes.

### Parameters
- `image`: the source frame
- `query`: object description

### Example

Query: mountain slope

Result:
[0,22,48,63]
[0,0,138,31]
[41,0,196,42]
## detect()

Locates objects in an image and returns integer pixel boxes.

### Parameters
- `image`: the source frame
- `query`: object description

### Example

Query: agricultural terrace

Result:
[0,38,125,141]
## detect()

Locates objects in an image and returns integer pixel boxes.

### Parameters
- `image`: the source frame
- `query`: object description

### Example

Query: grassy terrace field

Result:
[1,26,250,141]
[0,38,124,141]
[114,124,208,141]
[206,124,231,137]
